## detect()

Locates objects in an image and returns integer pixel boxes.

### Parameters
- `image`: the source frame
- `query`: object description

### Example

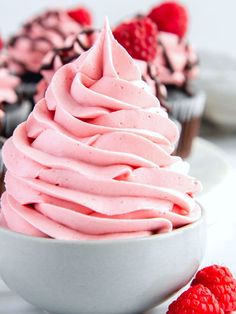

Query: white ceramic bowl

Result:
[0,209,206,314]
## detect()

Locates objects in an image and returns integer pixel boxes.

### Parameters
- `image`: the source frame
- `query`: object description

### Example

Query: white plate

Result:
[187,137,232,226]
[0,137,231,314]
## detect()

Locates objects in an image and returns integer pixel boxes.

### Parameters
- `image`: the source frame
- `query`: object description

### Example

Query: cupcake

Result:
[0,19,202,239]
[113,1,206,158]
[6,6,93,103]
[0,67,32,138]
[35,28,98,102]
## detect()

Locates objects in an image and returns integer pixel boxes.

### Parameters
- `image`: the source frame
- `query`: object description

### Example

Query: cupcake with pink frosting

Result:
[0,19,202,240]
[6,6,93,102]
[0,67,31,138]
[113,1,206,158]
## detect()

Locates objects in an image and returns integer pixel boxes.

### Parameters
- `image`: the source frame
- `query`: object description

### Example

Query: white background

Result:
[0,0,235,57]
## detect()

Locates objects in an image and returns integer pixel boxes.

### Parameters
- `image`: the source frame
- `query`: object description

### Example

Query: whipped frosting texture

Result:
[0,20,202,240]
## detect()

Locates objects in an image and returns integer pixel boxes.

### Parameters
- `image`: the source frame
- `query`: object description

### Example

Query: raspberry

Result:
[192,265,236,312]
[67,7,92,26]
[113,17,158,61]
[148,1,188,38]
[167,284,224,314]
[0,37,3,50]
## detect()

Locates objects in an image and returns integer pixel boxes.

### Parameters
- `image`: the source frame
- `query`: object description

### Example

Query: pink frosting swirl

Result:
[0,20,201,240]
[7,10,83,74]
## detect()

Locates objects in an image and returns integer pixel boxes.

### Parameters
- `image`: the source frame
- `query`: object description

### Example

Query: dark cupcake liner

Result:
[0,137,5,196]
[17,72,42,107]
[1,100,32,138]
[175,116,202,159]
[168,88,206,158]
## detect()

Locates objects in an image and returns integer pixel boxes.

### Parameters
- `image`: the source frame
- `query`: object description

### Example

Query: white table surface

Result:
[0,122,236,314]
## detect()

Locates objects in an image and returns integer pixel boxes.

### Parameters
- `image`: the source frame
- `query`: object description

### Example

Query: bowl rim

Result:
[0,205,206,246]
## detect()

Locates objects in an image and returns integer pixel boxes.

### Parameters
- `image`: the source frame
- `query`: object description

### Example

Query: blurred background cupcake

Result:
[0,66,31,138]
[35,28,98,102]
[5,5,93,104]
[113,1,206,158]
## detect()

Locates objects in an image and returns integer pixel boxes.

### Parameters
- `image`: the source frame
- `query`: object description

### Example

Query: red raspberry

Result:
[0,36,3,49]
[148,1,188,38]
[113,17,158,61]
[167,284,224,314]
[192,265,236,312]
[67,7,92,26]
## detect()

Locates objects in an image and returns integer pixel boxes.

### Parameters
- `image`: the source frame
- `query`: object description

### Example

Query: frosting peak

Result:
[0,20,201,240]
[76,19,140,81]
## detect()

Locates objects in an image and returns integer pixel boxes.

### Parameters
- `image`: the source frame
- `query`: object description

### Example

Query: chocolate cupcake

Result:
[6,6,93,103]
[152,31,206,158]
[147,2,206,158]
[113,1,206,158]
[0,67,32,138]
